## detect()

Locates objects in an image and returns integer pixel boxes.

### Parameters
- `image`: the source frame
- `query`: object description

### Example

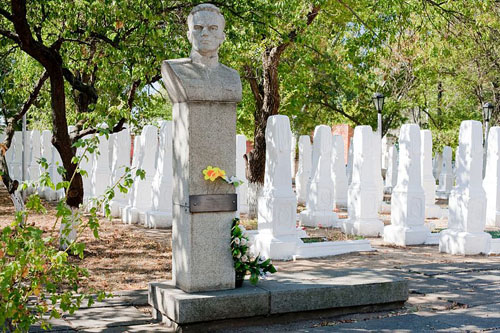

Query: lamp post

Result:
[483,102,494,144]
[372,92,385,137]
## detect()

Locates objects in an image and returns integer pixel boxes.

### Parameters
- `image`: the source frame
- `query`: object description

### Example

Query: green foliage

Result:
[0,133,141,331]
[231,218,277,285]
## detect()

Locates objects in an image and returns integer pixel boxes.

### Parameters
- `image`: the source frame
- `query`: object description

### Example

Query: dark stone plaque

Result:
[189,194,237,213]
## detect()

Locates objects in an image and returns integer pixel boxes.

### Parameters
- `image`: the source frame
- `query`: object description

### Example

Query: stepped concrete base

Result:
[110,200,127,218]
[425,204,445,219]
[439,229,492,255]
[299,210,338,227]
[296,239,373,258]
[342,219,384,237]
[384,225,430,246]
[149,269,408,330]
[489,238,500,254]
[248,231,372,260]
[379,202,391,214]
[436,190,451,200]
[425,233,440,245]
[145,210,172,229]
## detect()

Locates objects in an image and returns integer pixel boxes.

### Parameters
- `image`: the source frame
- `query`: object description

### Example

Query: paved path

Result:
[31,247,500,332]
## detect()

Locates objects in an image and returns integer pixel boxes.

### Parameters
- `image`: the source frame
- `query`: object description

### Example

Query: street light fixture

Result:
[372,92,385,136]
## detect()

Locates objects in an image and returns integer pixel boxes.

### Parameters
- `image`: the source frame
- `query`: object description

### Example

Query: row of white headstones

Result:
[251,115,500,257]
[4,117,500,255]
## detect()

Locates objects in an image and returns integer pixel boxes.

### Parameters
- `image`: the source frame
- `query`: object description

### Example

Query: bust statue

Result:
[161,4,242,103]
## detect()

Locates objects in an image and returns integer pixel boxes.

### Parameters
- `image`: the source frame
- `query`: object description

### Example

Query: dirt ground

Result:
[1,186,499,293]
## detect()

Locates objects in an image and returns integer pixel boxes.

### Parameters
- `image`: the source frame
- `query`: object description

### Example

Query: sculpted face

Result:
[187,10,225,56]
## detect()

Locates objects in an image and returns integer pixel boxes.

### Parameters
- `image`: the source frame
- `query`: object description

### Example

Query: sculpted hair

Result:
[187,3,225,30]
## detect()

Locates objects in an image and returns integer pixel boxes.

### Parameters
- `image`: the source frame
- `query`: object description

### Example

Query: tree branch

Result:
[62,68,98,105]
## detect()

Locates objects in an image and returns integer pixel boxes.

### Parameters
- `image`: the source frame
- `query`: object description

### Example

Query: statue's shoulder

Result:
[219,63,241,81]
[162,58,192,78]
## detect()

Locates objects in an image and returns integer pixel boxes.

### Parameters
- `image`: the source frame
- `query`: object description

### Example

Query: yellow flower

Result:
[202,166,226,182]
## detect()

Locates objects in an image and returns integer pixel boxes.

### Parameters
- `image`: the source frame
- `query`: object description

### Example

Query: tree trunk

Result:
[245,48,283,218]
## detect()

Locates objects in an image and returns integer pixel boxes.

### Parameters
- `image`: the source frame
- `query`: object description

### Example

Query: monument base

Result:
[250,233,301,260]
[334,200,348,210]
[439,229,492,255]
[425,204,445,219]
[121,206,140,224]
[383,225,430,246]
[109,199,128,218]
[149,269,408,330]
[145,210,172,229]
[436,190,451,199]
[379,201,391,214]
[486,212,500,227]
[299,210,338,227]
[342,218,384,237]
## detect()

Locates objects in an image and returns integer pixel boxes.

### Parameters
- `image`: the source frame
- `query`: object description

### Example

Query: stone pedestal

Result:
[332,135,348,209]
[122,125,158,224]
[439,120,491,255]
[384,124,430,246]
[235,134,249,215]
[343,126,384,237]
[420,130,442,218]
[484,127,500,227]
[384,145,398,194]
[437,146,453,198]
[162,55,241,292]
[295,135,312,205]
[300,125,338,227]
[146,121,173,228]
[109,129,130,217]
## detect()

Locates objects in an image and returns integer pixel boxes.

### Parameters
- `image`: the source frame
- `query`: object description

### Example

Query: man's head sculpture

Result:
[187,4,226,58]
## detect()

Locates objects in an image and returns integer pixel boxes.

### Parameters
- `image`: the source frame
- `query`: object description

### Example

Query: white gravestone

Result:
[120,135,141,218]
[252,115,303,259]
[146,121,173,228]
[295,135,312,205]
[420,130,442,218]
[91,131,111,200]
[437,146,453,197]
[109,128,131,217]
[347,137,354,185]
[433,152,443,180]
[77,134,94,204]
[52,140,65,201]
[300,125,338,227]
[122,125,158,224]
[10,131,23,180]
[381,135,389,171]
[440,120,491,255]
[384,124,430,246]
[342,126,384,236]
[373,131,384,210]
[332,135,348,209]
[40,130,54,200]
[484,127,500,227]
[27,130,41,193]
[161,4,241,292]
[384,145,398,194]
[236,134,249,215]
[290,135,297,179]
